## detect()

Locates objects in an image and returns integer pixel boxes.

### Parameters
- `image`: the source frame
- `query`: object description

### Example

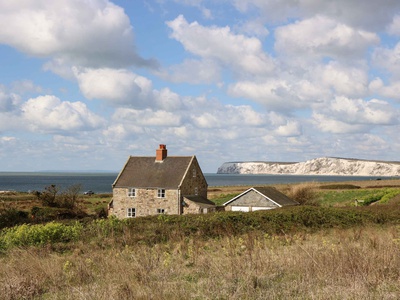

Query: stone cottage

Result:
[108,145,216,218]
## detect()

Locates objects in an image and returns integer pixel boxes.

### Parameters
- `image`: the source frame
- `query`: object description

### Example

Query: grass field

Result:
[1,178,400,299]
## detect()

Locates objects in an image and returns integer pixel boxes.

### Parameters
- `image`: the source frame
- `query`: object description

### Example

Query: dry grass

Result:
[1,224,400,299]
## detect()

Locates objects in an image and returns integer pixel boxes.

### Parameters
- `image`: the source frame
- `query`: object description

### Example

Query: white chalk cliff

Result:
[217,157,400,176]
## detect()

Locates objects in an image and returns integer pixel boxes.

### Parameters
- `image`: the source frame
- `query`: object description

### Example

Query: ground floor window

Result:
[157,189,165,198]
[157,208,165,214]
[127,208,136,218]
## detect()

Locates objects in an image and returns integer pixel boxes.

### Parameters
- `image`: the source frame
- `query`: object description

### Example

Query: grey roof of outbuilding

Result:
[224,186,298,207]
[113,156,194,188]
[184,196,216,207]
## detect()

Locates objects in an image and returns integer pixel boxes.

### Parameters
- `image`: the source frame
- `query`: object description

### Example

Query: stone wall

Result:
[180,158,208,198]
[111,187,179,218]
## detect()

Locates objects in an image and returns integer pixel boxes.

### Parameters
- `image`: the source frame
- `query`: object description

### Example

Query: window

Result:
[127,208,136,218]
[192,168,196,177]
[157,208,165,214]
[128,188,136,197]
[157,189,165,198]
[195,187,198,195]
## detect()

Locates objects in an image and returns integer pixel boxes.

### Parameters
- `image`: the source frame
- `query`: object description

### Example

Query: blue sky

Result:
[1,0,400,173]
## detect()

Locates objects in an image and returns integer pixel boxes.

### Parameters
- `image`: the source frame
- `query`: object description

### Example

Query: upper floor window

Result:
[157,189,165,198]
[195,187,198,195]
[127,208,136,218]
[128,188,136,197]
[192,168,196,177]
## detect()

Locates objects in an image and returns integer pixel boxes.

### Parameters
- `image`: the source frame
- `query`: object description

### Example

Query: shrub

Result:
[0,208,29,229]
[0,221,83,250]
[288,182,319,205]
[319,184,360,190]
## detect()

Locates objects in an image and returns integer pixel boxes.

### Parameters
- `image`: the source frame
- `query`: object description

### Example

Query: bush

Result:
[319,184,360,190]
[0,221,83,250]
[288,183,319,205]
[34,184,81,209]
[0,208,30,229]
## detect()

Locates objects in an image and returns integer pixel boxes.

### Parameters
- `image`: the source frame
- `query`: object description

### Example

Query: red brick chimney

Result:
[156,144,167,161]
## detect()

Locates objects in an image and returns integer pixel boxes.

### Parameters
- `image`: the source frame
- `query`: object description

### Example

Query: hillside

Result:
[217,157,400,176]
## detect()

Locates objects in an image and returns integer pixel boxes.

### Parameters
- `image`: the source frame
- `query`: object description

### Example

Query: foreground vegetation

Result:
[1,205,400,299]
[1,179,400,299]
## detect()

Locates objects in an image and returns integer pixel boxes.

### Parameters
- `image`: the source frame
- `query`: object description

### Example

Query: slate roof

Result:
[113,156,194,188]
[184,195,216,207]
[223,186,298,207]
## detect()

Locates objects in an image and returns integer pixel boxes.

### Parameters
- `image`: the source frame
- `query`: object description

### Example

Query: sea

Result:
[0,172,395,194]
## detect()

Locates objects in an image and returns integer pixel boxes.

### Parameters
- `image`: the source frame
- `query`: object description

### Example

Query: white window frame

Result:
[128,188,136,197]
[157,189,165,198]
[157,208,165,214]
[127,208,136,218]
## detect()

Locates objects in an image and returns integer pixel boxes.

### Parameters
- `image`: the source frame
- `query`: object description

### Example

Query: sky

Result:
[1,0,400,173]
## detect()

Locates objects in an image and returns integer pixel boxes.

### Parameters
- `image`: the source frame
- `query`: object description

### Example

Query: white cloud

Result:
[227,79,306,111]
[112,108,182,127]
[369,78,400,100]
[387,14,400,35]
[312,113,368,134]
[233,0,400,31]
[372,42,400,79]
[74,67,183,110]
[159,59,221,84]
[166,15,275,77]
[0,0,154,69]
[275,16,379,62]
[21,95,104,133]
[319,62,369,97]
[312,96,400,133]
[0,88,21,112]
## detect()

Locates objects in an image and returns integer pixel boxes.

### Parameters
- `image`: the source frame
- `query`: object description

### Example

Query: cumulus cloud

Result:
[369,78,400,101]
[21,95,104,133]
[372,42,400,79]
[0,0,155,70]
[158,59,221,84]
[228,79,309,111]
[74,67,182,110]
[233,0,400,31]
[275,16,379,62]
[166,15,275,78]
[0,87,21,112]
[312,96,400,134]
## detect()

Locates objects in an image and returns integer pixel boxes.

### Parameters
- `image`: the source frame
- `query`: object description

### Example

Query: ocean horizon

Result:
[0,172,395,194]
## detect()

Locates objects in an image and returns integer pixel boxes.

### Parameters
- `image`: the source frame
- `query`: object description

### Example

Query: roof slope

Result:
[184,195,216,207]
[252,187,298,206]
[223,186,298,207]
[113,156,193,188]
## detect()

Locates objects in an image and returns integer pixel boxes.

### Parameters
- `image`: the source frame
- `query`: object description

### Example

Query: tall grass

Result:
[2,205,400,298]
[1,224,400,299]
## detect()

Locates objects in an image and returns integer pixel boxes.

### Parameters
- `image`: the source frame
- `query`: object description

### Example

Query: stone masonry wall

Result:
[180,158,208,198]
[112,187,179,218]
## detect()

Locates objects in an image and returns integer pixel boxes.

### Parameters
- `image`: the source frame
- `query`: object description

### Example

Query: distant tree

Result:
[36,184,59,207]
[59,184,82,209]
[35,184,81,209]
